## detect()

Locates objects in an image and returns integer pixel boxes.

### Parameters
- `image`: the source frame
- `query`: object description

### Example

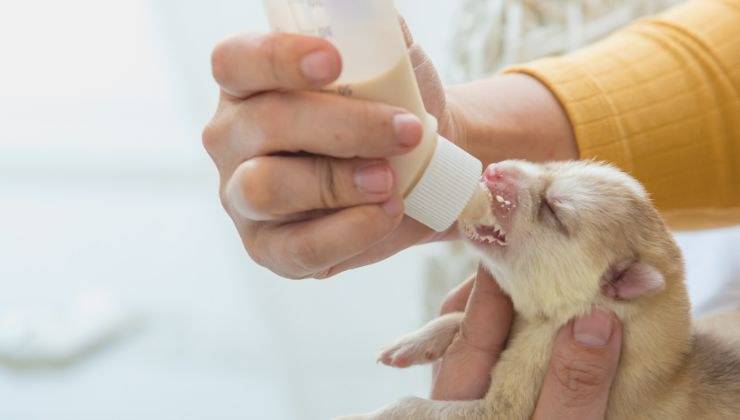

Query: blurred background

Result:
[0,1,738,419]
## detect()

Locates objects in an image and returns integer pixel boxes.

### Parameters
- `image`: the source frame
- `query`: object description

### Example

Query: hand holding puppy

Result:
[432,268,622,420]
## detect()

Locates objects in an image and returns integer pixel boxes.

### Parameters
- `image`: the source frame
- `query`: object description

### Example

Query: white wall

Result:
[0,1,459,419]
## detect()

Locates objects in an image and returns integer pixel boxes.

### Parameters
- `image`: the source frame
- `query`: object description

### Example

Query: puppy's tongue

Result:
[459,183,495,225]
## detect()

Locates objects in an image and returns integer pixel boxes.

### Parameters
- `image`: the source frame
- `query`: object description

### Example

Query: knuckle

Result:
[314,157,342,208]
[357,101,388,143]
[210,39,232,85]
[551,354,611,405]
[201,118,223,156]
[235,158,279,216]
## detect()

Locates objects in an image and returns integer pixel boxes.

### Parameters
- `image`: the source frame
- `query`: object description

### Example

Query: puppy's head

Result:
[460,160,679,318]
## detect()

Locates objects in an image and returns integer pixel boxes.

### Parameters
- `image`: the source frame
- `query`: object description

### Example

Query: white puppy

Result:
[339,160,740,420]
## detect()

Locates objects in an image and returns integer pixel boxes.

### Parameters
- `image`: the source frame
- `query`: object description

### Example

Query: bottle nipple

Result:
[458,183,494,225]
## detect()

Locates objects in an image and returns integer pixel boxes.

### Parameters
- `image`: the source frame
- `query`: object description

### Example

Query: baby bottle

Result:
[263,0,488,231]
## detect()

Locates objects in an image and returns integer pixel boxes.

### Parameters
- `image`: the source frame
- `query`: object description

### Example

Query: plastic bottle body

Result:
[329,54,437,196]
[262,0,484,231]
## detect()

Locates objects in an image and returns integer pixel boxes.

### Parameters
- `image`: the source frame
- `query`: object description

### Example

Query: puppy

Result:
[339,160,740,419]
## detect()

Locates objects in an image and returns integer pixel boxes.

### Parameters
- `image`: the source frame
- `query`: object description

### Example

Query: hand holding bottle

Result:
[203,23,458,279]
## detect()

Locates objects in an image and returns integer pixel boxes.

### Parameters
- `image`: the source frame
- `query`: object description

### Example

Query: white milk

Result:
[327,54,434,196]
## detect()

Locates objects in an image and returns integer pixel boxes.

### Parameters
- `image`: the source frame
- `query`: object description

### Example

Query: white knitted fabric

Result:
[448,0,682,82]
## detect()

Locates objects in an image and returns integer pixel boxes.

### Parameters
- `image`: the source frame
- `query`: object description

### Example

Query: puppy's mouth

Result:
[459,172,516,248]
[462,222,507,247]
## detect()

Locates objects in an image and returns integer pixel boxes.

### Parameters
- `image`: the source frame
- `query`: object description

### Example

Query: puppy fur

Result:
[339,160,740,420]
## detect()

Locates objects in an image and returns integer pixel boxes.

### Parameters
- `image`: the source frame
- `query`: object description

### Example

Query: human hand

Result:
[202,21,459,279]
[432,268,622,420]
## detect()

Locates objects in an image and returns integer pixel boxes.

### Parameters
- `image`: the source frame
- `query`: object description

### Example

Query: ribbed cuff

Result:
[504,58,634,173]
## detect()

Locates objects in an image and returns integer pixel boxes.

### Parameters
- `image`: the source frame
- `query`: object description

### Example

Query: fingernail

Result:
[393,113,423,147]
[355,162,393,195]
[573,308,613,347]
[382,196,404,216]
[300,50,334,83]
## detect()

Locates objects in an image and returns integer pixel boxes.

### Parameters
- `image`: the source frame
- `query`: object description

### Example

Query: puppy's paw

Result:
[377,313,463,368]
[377,335,447,368]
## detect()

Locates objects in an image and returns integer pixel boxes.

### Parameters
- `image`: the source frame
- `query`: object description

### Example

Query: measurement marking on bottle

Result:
[336,85,353,97]
[317,25,332,37]
[287,0,331,38]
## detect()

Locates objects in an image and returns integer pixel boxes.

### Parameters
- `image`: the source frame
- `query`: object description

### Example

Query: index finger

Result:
[211,32,342,99]
[461,266,514,352]
[431,266,514,400]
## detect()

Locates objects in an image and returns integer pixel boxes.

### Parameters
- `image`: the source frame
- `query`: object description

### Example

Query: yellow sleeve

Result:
[507,0,740,230]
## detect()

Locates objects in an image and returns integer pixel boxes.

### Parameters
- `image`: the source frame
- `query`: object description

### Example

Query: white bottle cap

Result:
[404,121,483,232]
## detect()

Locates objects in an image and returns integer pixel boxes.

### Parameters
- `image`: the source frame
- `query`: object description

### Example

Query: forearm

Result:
[447,74,578,167]
[450,0,740,229]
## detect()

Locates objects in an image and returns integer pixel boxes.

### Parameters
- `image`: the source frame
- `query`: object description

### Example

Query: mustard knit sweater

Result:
[510,0,740,229]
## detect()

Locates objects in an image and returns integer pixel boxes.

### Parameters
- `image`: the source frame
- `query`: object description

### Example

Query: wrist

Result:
[445,73,578,166]
[440,88,469,150]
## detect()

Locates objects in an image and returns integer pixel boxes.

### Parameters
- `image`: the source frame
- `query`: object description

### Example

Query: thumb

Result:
[431,266,513,400]
[533,308,622,420]
[398,16,449,134]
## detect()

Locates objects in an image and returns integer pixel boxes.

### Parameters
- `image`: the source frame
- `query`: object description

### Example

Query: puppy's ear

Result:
[601,261,665,300]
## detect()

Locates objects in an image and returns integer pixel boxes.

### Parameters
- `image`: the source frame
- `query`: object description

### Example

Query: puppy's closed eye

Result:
[539,194,571,236]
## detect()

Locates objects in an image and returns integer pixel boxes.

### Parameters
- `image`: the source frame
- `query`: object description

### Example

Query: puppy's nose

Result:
[484,164,515,182]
